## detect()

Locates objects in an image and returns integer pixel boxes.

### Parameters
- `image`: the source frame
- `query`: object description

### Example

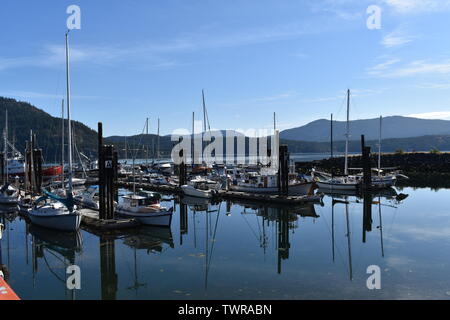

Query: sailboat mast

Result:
[192,112,195,166]
[202,90,207,133]
[330,113,333,160]
[146,117,149,166]
[344,89,350,176]
[157,118,160,161]
[273,112,276,133]
[202,90,207,165]
[65,31,73,195]
[378,116,382,177]
[4,110,8,183]
[61,99,65,169]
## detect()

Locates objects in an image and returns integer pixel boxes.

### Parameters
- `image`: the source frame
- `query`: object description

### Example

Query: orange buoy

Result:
[0,277,20,300]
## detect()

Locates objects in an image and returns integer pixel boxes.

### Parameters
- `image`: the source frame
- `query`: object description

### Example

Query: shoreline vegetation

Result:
[295,151,450,189]
[4,97,450,162]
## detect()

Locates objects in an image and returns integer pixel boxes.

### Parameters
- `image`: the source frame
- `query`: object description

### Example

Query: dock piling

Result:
[278,145,289,196]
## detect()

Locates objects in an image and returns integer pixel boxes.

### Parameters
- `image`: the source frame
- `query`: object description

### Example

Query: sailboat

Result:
[313,90,360,192]
[116,126,173,227]
[27,32,81,232]
[370,116,405,187]
[181,91,220,198]
[0,110,20,205]
[348,115,407,187]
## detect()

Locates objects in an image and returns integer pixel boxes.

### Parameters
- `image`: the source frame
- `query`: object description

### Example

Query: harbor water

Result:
[1,186,450,300]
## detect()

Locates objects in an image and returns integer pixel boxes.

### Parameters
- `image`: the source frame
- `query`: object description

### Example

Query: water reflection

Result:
[0,186,420,300]
[29,225,82,300]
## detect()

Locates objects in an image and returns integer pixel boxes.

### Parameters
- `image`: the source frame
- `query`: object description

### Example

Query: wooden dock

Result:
[116,181,323,204]
[218,190,323,204]
[80,209,141,231]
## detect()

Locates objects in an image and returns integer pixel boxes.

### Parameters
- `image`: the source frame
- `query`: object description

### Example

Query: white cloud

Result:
[368,59,450,78]
[0,22,314,72]
[383,0,450,13]
[416,82,450,89]
[381,31,413,48]
[407,111,450,120]
[367,59,401,74]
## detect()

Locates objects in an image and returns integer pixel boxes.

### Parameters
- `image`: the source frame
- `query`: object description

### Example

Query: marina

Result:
[2,0,450,305]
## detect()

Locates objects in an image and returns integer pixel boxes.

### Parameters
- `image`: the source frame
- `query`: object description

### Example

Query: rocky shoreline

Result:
[295,152,450,188]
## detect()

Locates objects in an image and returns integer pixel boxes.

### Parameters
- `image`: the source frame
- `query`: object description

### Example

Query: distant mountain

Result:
[3,96,450,163]
[280,116,450,142]
[0,97,98,162]
[282,135,450,153]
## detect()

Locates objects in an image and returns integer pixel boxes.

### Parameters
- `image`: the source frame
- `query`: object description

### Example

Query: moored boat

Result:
[181,183,219,199]
[116,194,173,227]
[0,183,20,205]
[27,32,81,232]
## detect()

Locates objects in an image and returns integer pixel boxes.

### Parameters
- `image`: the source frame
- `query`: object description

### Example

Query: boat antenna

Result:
[344,89,350,176]
[378,115,382,177]
[66,30,74,196]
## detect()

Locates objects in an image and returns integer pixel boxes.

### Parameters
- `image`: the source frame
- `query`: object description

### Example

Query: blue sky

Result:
[1,0,450,136]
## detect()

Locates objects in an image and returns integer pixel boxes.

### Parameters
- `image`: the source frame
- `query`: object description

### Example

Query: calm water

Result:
[2,186,450,300]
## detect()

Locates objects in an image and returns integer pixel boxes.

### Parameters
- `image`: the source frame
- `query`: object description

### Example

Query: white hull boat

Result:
[181,185,218,199]
[117,209,173,227]
[316,180,360,191]
[116,195,173,227]
[28,202,81,232]
[371,175,397,187]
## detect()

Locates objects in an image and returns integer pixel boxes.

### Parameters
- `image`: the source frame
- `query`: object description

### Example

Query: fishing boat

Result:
[5,157,62,177]
[27,32,81,232]
[116,194,173,227]
[181,176,221,198]
[229,168,315,195]
[116,141,173,226]
[181,184,218,199]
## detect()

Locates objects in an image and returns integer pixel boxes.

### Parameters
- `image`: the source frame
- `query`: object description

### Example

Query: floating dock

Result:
[116,181,323,204]
[80,209,141,231]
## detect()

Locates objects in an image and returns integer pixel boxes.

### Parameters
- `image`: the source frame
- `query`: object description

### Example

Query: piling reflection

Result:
[100,236,117,300]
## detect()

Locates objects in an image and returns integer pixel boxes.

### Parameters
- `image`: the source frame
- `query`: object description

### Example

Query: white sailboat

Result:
[314,90,360,192]
[27,32,81,232]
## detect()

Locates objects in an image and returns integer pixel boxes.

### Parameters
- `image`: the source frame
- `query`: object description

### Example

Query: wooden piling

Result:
[278,145,289,196]
[98,123,106,220]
